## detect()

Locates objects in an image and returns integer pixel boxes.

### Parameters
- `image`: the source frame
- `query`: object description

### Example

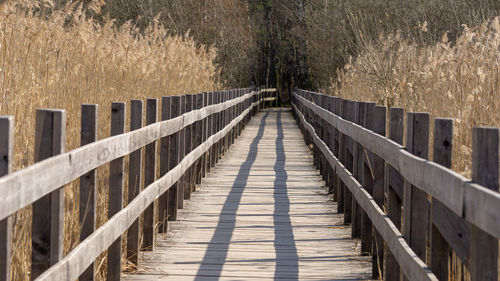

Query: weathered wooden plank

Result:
[403,112,430,268]
[32,109,66,279]
[35,94,259,281]
[469,127,499,281]
[351,101,362,239]
[79,104,98,281]
[0,117,13,281]
[127,100,143,267]
[168,96,181,221]
[178,95,186,209]
[361,102,375,255]
[107,102,125,281]
[184,95,193,200]
[158,97,170,233]
[143,98,158,251]
[292,103,438,281]
[384,107,404,281]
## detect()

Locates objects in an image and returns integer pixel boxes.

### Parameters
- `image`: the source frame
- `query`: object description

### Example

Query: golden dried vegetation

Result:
[0,1,219,280]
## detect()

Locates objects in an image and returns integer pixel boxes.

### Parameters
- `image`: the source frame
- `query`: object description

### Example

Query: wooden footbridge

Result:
[0,88,499,281]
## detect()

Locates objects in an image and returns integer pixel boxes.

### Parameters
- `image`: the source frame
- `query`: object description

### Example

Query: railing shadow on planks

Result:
[0,87,276,281]
[292,89,500,281]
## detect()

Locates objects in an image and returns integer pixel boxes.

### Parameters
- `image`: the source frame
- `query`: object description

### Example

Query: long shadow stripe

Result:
[274,111,299,280]
[194,111,270,280]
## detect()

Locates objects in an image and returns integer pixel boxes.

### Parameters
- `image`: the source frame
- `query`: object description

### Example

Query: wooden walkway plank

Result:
[123,109,371,280]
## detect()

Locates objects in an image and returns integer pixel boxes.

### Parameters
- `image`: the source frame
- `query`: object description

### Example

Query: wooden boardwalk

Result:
[123,109,371,281]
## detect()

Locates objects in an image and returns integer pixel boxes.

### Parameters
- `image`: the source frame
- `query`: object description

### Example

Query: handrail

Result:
[0,91,257,221]
[292,101,438,281]
[35,97,259,281]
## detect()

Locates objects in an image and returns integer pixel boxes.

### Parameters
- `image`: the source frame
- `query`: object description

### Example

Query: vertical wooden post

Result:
[127,100,143,267]
[178,95,186,209]
[143,98,157,250]
[403,112,430,274]
[107,102,125,281]
[326,97,336,195]
[470,127,499,281]
[184,95,193,200]
[337,99,346,213]
[158,97,171,233]
[32,109,66,279]
[195,93,204,183]
[383,107,404,281]
[332,97,341,202]
[79,104,98,281]
[168,96,181,221]
[202,92,208,178]
[361,102,375,255]
[429,118,453,281]
[371,105,387,279]
[352,101,364,239]
[0,117,13,281]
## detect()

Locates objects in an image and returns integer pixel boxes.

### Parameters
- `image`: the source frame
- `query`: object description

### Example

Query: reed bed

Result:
[0,1,219,280]
[328,17,500,178]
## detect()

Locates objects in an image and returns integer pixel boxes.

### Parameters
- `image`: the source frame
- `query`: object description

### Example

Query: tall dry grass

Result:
[328,17,500,178]
[0,1,219,280]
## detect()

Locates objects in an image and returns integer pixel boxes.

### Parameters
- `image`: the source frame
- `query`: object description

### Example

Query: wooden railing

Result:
[0,87,264,281]
[292,89,500,281]
[259,88,278,108]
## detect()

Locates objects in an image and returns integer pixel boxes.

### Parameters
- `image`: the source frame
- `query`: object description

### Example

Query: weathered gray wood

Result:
[351,101,362,239]
[292,102,438,281]
[429,118,453,281]
[168,96,181,221]
[403,112,430,267]
[361,102,375,255]
[384,107,404,281]
[195,93,204,183]
[79,104,98,281]
[470,127,499,281]
[371,105,386,279]
[32,109,66,280]
[184,95,193,200]
[338,99,346,214]
[122,110,371,281]
[178,95,186,209]
[127,100,143,267]
[0,117,13,281]
[158,97,170,233]
[107,102,125,281]
[143,98,158,251]
[35,93,259,281]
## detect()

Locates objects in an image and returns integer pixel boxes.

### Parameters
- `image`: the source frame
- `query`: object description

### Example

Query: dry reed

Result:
[328,17,500,178]
[0,1,219,280]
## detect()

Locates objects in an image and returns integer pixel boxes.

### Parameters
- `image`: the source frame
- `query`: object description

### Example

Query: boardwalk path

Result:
[124,109,371,280]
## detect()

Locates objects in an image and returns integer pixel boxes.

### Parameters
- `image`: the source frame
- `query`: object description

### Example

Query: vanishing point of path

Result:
[123,109,371,281]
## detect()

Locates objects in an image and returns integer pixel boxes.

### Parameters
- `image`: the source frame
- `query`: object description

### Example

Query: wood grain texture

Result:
[79,104,98,281]
[107,102,126,281]
[32,109,66,280]
[143,98,157,251]
[122,109,371,281]
[0,117,13,281]
[470,127,499,281]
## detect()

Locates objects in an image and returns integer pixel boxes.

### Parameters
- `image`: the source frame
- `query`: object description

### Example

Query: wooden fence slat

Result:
[79,104,98,281]
[0,117,13,281]
[184,95,193,200]
[158,97,170,233]
[351,101,362,239]
[384,107,404,281]
[127,100,143,267]
[429,118,453,281]
[178,95,186,209]
[107,102,125,281]
[143,98,158,250]
[195,94,204,183]
[403,112,430,272]
[32,109,66,279]
[470,127,499,281]
[168,96,181,221]
[361,102,375,255]
[372,105,387,279]
[337,99,346,214]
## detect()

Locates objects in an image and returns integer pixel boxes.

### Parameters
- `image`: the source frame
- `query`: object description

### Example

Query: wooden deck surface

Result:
[123,109,371,281]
